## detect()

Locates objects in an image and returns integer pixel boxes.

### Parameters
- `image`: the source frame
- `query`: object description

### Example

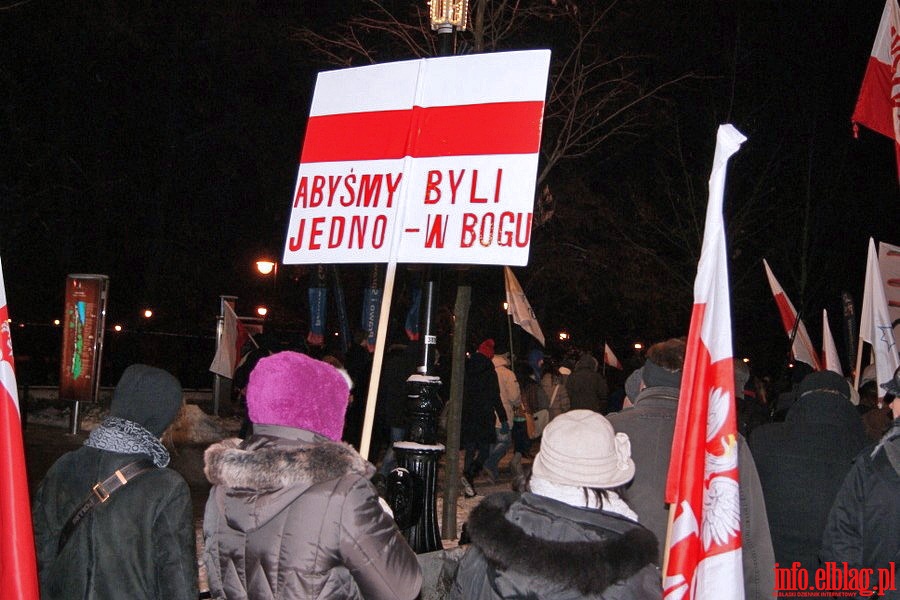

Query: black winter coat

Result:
[32,446,198,600]
[750,391,867,577]
[451,492,661,599]
[461,352,505,445]
[821,420,900,596]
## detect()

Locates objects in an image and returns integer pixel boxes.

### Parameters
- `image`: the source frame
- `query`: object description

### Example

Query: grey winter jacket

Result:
[451,492,661,599]
[608,386,776,599]
[202,424,421,600]
[32,446,197,600]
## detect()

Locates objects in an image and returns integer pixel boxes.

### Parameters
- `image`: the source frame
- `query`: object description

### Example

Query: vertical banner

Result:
[59,274,109,403]
[405,285,422,341]
[331,266,350,354]
[307,265,328,347]
[361,265,382,352]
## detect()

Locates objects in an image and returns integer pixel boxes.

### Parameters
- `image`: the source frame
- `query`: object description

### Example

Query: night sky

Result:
[1,1,896,384]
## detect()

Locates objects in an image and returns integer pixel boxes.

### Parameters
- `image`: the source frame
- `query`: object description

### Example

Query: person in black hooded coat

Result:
[750,370,867,579]
[460,339,507,487]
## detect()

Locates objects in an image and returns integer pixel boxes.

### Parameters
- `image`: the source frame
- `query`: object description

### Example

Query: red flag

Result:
[852,0,900,182]
[762,259,822,371]
[663,125,745,600]
[0,258,40,599]
[603,343,623,370]
[209,303,250,378]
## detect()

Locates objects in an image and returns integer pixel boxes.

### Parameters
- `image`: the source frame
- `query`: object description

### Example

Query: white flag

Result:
[209,303,249,378]
[504,266,544,346]
[822,309,842,375]
[860,238,899,395]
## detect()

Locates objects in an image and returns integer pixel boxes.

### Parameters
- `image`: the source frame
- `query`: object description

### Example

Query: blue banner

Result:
[361,287,382,352]
[307,287,327,347]
[405,287,422,341]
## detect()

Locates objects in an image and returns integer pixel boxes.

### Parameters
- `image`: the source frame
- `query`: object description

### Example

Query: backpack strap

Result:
[57,458,156,555]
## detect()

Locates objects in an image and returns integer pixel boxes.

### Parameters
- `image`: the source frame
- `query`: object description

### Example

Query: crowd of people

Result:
[30,332,900,599]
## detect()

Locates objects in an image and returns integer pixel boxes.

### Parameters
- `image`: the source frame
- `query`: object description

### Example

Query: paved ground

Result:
[22,404,532,594]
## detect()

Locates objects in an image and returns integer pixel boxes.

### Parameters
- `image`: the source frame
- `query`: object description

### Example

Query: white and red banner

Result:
[852,0,900,181]
[763,259,822,371]
[603,343,623,370]
[504,266,545,346]
[663,125,745,600]
[822,309,843,375]
[878,240,900,333]
[860,238,900,395]
[283,50,551,266]
[209,303,250,379]
[0,258,40,599]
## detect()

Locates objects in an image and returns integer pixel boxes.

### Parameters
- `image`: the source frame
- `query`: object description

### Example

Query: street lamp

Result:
[429,0,469,56]
[142,309,153,319]
[255,260,276,276]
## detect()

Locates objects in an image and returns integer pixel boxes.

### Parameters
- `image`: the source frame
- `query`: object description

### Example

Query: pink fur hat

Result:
[246,351,350,440]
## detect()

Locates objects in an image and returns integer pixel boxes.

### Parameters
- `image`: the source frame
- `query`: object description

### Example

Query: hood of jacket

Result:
[204,426,372,533]
[465,492,657,596]
[492,354,511,369]
[573,353,598,372]
[785,391,864,429]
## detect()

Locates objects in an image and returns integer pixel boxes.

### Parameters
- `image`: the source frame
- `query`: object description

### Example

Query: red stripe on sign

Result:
[300,101,544,163]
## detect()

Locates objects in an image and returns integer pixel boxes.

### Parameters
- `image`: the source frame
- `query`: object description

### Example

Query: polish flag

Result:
[878,240,900,330]
[858,238,900,395]
[822,309,843,375]
[209,303,250,379]
[851,0,900,181]
[603,343,623,370]
[762,259,822,371]
[0,257,40,600]
[663,125,745,600]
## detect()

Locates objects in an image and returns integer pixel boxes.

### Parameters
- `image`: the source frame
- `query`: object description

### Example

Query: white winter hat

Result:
[532,410,635,489]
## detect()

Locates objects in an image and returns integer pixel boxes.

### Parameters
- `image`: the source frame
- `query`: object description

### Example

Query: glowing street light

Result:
[256,306,268,317]
[633,342,643,350]
[142,309,153,319]
[558,331,570,341]
[113,324,123,332]
[255,260,276,276]
[53,319,60,326]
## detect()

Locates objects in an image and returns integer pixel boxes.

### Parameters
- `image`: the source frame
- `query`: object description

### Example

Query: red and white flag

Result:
[859,238,900,394]
[762,259,822,371]
[209,303,250,379]
[878,240,900,331]
[822,309,843,375]
[504,266,544,347]
[603,343,623,370]
[852,0,900,182]
[663,125,745,600]
[0,257,40,599]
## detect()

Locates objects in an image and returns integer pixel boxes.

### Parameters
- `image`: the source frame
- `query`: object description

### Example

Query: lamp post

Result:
[386,0,470,555]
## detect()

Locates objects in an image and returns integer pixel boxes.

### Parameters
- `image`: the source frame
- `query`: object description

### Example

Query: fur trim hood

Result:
[204,433,373,533]
[465,492,658,596]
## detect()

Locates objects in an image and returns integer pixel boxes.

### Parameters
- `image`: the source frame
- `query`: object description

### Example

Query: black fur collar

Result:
[465,492,658,595]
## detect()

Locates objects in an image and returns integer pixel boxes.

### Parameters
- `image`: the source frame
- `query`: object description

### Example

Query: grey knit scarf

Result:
[85,416,170,467]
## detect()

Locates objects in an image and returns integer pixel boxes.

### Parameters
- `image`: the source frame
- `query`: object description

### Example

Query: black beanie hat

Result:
[110,364,183,436]
[797,370,850,401]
